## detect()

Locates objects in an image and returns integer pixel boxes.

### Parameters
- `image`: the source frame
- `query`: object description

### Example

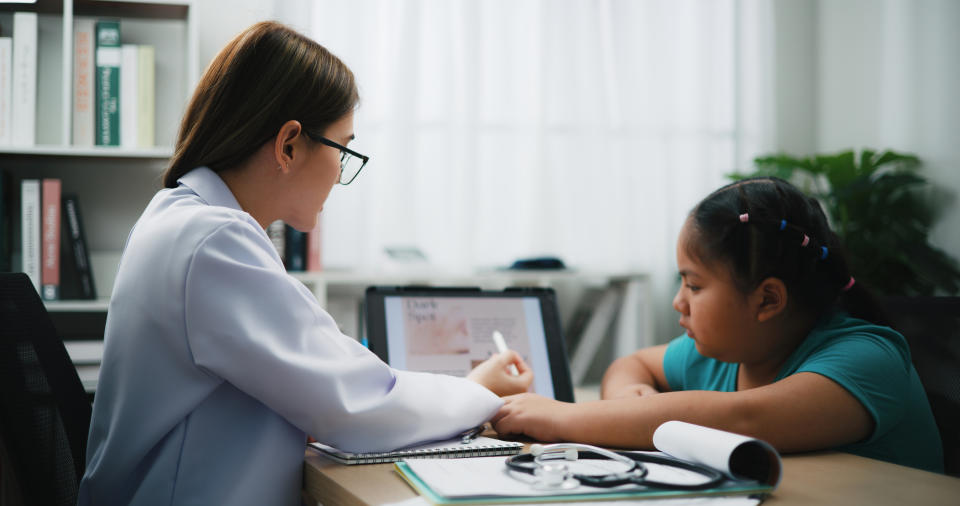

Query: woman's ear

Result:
[752,277,788,322]
[273,120,303,173]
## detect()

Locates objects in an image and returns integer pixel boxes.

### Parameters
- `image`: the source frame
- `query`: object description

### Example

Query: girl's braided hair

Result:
[687,177,888,325]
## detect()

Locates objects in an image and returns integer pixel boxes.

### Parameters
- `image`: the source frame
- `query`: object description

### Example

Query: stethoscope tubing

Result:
[505,445,726,490]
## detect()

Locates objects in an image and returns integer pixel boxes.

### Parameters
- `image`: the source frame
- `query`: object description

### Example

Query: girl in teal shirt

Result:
[492,177,943,473]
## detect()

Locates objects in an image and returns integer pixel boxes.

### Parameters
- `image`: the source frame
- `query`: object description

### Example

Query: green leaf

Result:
[735,148,960,295]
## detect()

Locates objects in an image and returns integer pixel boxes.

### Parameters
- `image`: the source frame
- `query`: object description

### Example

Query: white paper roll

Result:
[652,420,782,486]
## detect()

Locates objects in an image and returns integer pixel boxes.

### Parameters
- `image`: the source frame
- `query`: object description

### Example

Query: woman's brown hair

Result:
[162,21,358,188]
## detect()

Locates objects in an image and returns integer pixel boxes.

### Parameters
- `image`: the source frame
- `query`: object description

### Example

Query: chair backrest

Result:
[0,273,92,506]
[883,296,960,476]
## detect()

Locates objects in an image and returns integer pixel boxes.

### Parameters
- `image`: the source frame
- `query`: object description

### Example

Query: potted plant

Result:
[730,149,960,296]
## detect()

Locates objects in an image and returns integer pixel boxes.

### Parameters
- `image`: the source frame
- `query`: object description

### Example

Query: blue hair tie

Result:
[820,246,829,260]
[779,219,787,231]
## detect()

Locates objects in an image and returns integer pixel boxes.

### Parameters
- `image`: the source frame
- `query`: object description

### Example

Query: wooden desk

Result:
[303,449,960,505]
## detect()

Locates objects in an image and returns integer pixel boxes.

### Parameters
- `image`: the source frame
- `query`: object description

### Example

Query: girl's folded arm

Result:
[499,371,872,452]
[601,344,670,399]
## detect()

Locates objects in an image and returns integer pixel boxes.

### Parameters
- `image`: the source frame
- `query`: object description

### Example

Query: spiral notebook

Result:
[309,436,524,465]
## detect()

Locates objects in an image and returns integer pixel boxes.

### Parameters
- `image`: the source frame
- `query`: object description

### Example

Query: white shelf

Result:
[0,145,173,158]
[291,269,648,286]
[44,298,111,311]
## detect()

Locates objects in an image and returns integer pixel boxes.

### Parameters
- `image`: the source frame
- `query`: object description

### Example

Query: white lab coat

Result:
[78,167,501,506]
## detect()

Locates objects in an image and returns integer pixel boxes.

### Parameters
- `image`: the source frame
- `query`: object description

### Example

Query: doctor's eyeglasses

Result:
[305,133,370,185]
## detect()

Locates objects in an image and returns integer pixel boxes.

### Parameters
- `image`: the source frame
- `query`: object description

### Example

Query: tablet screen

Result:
[365,287,574,402]
[384,295,555,399]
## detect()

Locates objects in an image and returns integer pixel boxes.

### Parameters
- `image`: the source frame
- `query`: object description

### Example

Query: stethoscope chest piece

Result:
[531,460,580,490]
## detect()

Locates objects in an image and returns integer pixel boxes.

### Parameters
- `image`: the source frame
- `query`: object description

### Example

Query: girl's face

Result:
[284,112,355,231]
[672,221,758,362]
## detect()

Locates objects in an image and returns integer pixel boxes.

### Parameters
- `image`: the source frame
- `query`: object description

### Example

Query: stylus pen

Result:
[492,330,520,376]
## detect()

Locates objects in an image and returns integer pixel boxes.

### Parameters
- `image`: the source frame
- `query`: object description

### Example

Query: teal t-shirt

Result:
[663,311,944,473]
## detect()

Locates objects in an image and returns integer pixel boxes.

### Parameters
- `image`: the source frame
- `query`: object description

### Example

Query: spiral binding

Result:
[311,440,524,465]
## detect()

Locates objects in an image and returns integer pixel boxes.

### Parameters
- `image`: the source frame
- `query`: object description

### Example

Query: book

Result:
[12,12,37,146]
[267,220,285,261]
[20,179,40,292]
[59,193,96,300]
[41,179,61,300]
[284,224,306,271]
[310,435,524,466]
[306,218,322,271]
[72,18,95,147]
[0,37,12,145]
[0,168,11,271]
[120,44,138,148]
[395,421,780,504]
[136,45,155,148]
[95,20,121,146]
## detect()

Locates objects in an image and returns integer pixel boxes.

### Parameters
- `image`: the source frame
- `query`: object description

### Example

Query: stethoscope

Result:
[505,443,725,491]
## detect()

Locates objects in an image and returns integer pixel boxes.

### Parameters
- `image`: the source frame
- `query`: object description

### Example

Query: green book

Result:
[95,20,121,146]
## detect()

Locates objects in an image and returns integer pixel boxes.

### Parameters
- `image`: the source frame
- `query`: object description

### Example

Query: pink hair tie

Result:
[842,276,856,292]
[801,235,810,247]
[739,213,749,223]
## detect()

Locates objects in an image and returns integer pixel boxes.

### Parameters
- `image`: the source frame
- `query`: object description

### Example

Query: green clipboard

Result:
[394,459,773,504]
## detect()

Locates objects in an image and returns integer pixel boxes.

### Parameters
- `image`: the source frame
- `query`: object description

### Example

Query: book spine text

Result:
[73,18,95,146]
[41,179,61,300]
[120,44,138,148]
[12,12,37,146]
[95,20,121,146]
[63,194,96,299]
[0,37,12,145]
[20,179,40,292]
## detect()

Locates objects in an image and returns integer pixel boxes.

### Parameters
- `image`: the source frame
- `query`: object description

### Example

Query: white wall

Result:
[772,0,818,155]
[196,0,960,279]
[815,0,960,264]
[193,0,316,66]
[771,0,960,275]
[194,0,275,68]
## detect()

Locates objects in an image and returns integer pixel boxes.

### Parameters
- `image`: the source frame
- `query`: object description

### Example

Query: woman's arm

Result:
[492,371,873,453]
[601,344,670,399]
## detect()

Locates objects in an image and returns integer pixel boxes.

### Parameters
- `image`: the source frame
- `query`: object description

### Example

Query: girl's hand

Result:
[490,393,577,442]
[467,350,533,396]
[603,383,660,400]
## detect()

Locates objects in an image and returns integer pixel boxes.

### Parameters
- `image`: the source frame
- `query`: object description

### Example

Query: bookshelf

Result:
[0,145,173,157]
[1,0,197,299]
[1,1,198,391]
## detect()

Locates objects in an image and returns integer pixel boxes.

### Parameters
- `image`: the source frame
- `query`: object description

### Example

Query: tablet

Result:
[365,286,574,402]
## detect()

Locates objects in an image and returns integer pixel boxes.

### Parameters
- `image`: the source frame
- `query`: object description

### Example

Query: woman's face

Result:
[285,111,355,231]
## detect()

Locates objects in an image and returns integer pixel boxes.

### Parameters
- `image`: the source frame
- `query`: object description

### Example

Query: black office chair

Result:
[883,296,960,476]
[0,273,92,506]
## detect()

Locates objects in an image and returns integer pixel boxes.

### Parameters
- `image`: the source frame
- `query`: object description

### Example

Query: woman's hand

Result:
[490,393,578,442]
[467,350,533,396]
[603,383,660,400]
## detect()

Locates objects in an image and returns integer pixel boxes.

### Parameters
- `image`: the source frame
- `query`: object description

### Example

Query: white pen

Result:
[492,330,520,376]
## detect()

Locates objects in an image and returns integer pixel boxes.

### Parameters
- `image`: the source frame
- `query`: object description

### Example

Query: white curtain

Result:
[303,0,775,341]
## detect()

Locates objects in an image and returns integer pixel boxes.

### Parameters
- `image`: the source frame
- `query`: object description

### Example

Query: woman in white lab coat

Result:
[78,21,532,506]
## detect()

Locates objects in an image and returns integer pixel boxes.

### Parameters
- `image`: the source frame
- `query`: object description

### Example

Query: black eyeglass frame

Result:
[304,132,370,185]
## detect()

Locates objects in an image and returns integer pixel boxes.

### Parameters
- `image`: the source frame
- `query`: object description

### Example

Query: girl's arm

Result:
[492,371,873,453]
[601,344,670,399]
